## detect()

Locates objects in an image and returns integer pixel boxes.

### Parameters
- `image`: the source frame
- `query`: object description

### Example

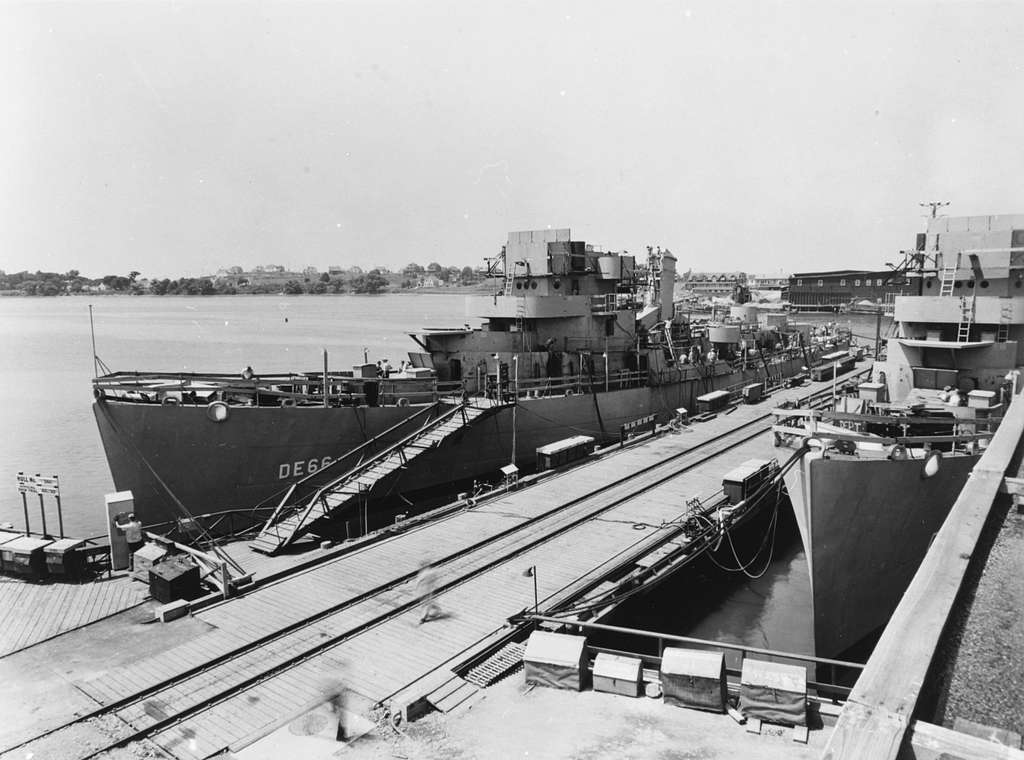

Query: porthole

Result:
[980,280,989,288]
[967,280,975,289]
[515,281,523,290]
[954,281,962,289]
[553,279,561,290]
[925,279,933,288]
[530,281,538,289]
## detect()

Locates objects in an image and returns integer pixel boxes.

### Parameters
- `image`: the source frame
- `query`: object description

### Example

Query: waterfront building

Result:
[787,269,914,312]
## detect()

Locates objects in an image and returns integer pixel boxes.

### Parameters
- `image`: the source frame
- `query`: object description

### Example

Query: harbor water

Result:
[0,294,890,658]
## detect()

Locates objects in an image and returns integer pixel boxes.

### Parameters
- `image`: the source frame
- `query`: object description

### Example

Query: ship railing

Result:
[93,370,463,408]
[770,407,1001,449]
[509,369,650,399]
[521,614,865,701]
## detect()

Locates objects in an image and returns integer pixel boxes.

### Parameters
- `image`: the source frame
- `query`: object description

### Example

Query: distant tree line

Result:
[1,262,482,297]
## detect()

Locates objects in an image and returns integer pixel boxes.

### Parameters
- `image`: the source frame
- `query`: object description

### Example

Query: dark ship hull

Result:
[94,356,807,526]
[783,447,981,658]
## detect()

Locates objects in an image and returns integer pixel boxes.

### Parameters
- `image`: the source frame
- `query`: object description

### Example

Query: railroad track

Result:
[3,378,855,760]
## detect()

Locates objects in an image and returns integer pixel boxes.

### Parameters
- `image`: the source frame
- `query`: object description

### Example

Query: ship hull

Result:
[94,356,807,526]
[783,450,980,658]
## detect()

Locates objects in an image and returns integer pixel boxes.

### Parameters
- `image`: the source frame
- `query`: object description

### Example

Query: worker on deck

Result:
[115,512,144,569]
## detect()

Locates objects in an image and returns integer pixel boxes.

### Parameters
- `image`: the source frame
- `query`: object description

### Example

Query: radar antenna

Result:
[919,201,950,218]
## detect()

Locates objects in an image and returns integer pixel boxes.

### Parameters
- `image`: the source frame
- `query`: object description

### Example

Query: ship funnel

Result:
[659,249,677,321]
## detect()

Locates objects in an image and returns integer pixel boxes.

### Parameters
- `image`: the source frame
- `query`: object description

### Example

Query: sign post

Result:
[15,472,63,538]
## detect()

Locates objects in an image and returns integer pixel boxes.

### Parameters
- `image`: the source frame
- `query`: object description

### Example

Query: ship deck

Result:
[3,365,873,760]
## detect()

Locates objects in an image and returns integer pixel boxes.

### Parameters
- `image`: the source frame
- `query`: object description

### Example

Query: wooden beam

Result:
[821,394,1024,760]
[902,719,1024,760]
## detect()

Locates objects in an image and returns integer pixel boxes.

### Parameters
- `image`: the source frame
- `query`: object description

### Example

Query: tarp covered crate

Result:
[660,648,726,713]
[523,630,588,691]
[739,658,807,726]
[44,538,86,579]
[592,652,642,697]
[1,536,53,577]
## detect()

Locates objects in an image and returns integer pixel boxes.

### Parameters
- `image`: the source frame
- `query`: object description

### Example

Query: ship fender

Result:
[397,397,410,407]
[922,449,942,478]
[161,397,180,406]
[206,401,230,422]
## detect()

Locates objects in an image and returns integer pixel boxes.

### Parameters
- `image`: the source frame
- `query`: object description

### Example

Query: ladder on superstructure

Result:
[503,260,524,296]
[939,263,957,297]
[249,402,489,555]
[957,295,975,342]
[997,299,1013,342]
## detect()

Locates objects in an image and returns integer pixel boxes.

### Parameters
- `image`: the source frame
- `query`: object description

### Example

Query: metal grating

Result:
[463,641,527,688]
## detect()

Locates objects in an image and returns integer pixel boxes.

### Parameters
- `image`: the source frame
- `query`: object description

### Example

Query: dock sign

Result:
[16,472,60,496]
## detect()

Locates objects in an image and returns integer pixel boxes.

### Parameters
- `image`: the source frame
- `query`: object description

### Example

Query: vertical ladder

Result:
[956,296,974,342]
[503,260,520,296]
[997,299,1013,342]
[939,265,957,297]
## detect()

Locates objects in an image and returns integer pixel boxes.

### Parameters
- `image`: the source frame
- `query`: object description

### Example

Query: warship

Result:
[93,228,825,530]
[773,212,1024,657]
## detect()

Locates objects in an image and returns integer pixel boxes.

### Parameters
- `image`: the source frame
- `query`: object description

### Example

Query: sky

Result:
[2,0,1023,280]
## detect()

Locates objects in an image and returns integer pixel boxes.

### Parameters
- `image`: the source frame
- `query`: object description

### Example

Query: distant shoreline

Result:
[0,286,493,298]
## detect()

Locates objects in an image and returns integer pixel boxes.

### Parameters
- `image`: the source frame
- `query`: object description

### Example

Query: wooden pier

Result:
[3,368,871,760]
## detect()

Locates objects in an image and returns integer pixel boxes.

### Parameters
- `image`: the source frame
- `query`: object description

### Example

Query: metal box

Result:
[722,459,774,506]
[148,556,201,604]
[660,648,726,713]
[696,390,730,413]
[0,530,22,572]
[44,538,86,579]
[592,652,642,697]
[742,383,762,404]
[536,435,596,470]
[968,390,997,409]
[739,658,807,726]
[132,542,169,582]
[523,630,588,691]
[858,382,886,402]
[1,536,53,577]
[353,363,377,379]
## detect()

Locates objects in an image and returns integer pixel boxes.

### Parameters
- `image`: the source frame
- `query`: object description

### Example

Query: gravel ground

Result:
[298,677,828,760]
[932,494,1024,738]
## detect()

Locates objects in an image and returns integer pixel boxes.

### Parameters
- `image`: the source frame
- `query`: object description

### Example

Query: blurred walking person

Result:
[416,558,442,624]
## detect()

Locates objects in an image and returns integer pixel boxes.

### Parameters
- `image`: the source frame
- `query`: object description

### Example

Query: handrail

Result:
[522,614,865,672]
[254,401,451,537]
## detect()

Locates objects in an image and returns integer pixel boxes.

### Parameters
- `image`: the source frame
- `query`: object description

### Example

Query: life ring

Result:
[890,444,908,461]
[397,397,410,408]
[465,497,477,508]
[280,397,297,408]
[162,397,180,406]
[206,401,230,422]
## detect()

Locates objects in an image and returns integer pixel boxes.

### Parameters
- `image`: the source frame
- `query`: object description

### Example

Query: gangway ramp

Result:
[250,402,489,554]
